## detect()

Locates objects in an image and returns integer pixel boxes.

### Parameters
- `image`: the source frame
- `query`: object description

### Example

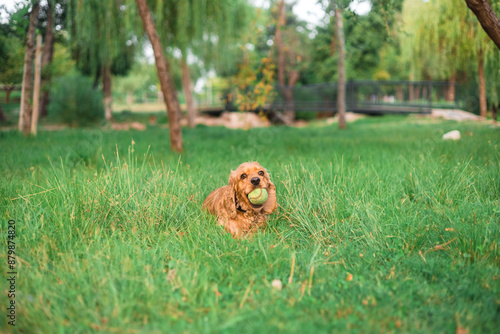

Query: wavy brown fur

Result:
[203,162,277,237]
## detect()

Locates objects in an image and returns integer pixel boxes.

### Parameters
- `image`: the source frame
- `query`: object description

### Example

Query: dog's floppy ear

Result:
[227,170,238,217]
[263,181,277,214]
[228,170,238,191]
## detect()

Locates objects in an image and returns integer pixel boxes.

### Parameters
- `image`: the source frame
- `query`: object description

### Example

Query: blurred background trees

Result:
[401,0,499,117]
[0,0,498,141]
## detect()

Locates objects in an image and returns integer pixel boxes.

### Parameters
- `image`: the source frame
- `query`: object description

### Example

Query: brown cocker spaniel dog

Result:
[203,162,277,237]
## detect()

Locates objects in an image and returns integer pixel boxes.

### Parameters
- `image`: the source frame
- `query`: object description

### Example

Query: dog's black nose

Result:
[251,177,261,186]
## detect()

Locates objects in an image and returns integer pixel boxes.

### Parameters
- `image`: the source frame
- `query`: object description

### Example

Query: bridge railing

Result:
[195,81,462,114]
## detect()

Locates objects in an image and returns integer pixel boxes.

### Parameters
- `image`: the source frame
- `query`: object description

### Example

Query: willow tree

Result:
[39,0,55,117]
[274,0,296,123]
[272,0,311,124]
[465,0,500,49]
[39,0,69,117]
[134,0,183,152]
[401,0,498,116]
[68,0,136,120]
[151,0,248,127]
[320,0,351,129]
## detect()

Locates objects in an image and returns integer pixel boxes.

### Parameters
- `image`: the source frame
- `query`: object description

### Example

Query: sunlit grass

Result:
[0,116,499,333]
[112,102,172,113]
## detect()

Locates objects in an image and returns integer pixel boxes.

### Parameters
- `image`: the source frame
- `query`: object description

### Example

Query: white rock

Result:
[271,279,282,291]
[442,130,460,140]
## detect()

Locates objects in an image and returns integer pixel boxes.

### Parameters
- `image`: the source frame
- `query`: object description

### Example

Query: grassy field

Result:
[1,116,499,333]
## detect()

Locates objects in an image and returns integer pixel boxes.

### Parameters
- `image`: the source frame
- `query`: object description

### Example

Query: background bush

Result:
[48,72,104,126]
[295,110,318,120]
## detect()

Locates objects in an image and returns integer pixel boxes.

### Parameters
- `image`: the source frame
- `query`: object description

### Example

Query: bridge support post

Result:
[428,82,433,111]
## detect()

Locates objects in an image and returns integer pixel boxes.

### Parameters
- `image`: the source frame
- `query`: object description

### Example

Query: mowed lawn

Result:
[1,116,499,333]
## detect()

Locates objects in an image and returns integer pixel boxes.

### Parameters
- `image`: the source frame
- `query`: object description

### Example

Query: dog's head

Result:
[228,161,277,214]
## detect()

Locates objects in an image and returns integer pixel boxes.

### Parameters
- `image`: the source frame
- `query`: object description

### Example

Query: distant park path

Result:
[431,109,485,121]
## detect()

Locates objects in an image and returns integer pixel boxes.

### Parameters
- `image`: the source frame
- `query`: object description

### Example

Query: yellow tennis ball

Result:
[248,188,268,205]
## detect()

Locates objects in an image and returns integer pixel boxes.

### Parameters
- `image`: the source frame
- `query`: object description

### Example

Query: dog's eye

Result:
[241,174,247,179]
[258,171,264,176]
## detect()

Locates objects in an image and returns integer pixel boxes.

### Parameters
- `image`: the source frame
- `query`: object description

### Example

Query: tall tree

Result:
[0,104,6,122]
[335,6,346,129]
[311,0,402,83]
[321,0,351,129]
[464,0,500,49]
[31,34,42,135]
[39,1,55,117]
[1,3,33,105]
[19,1,40,135]
[69,0,135,121]
[275,0,291,122]
[401,0,498,117]
[0,35,24,103]
[135,0,182,152]
[273,0,305,123]
[151,0,248,128]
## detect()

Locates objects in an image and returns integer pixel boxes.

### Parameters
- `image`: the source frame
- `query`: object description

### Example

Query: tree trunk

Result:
[19,2,40,135]
[284,70,299,120]
[93,70,100,89]
[181,57,196,128]
[5,87,13,104]
[447,72,456,102]
[275,0,295,122]
[31,34,42,135]
[330,30,336,56]
[464,0,500,49]
[135,0,183,152]
[414,86,420,100]
[275,0,286,89]
[492,103,497,123]
[335,8,346,129]
[396,86,403,101]
[102,65,113,121]
[409,72,414,101]
[0,104,7,122]
[478,47,487,117]
[40,2,55,118]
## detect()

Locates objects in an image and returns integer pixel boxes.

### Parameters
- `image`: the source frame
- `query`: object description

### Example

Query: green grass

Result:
[1,116,499,333]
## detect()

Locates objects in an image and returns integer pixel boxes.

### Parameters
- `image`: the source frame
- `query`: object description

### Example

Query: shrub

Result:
[295,111,318,121]
[49,72,104,126]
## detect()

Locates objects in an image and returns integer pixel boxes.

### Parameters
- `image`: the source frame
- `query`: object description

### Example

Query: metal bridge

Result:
[196,81,461,115]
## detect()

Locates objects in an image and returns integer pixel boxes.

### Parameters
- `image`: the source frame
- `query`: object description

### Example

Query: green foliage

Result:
[0,2,30,40]
[231,2,313,105]
[151,0,251,76]
[400,0,497,79]
[0,117,499,332]
[48,42,77,78]
[374,42,408,81]
[113,62,159,101]
[48,72,104,126]
[0,35,24,85]
[294,110,318,120]
[308,2,401,82]
[399,0,500,106]
[344,10,388,79]
[68,0,138,77]
[307,23,338,83]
